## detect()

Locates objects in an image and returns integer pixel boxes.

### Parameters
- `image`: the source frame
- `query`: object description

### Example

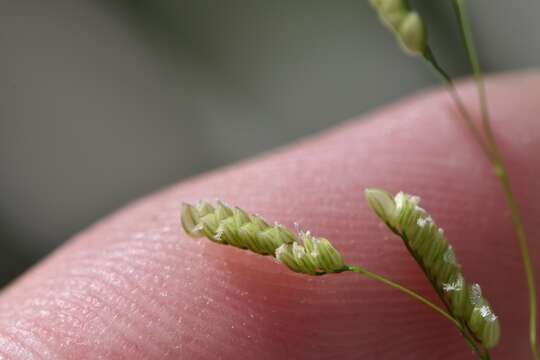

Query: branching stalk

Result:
[346,264,488,359]
[451,1,538,359]
[182,199,491,358]
[422,47,493,161]
[346,264,459,327]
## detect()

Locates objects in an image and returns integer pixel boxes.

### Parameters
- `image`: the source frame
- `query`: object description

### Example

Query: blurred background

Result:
[1,0,539,287]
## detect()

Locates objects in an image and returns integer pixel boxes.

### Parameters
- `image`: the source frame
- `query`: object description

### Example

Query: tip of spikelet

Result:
[181,202,209,237]
[364,188,398,225]
[369,0,427,56]
[397,12,426,55]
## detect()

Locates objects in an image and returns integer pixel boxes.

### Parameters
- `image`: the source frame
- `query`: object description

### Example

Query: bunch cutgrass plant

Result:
[370,0,536,358]
[181,196,498,359]
[179,2,532,358]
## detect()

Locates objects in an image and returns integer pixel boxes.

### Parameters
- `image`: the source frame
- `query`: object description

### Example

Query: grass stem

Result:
[451,1,538,358]
[346,264,488,359]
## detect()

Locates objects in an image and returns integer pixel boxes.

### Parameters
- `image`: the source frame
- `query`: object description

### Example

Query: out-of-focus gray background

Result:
[1,0,538,287]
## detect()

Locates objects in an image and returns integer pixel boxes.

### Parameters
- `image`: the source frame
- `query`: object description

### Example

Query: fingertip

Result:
[1,70,539,358]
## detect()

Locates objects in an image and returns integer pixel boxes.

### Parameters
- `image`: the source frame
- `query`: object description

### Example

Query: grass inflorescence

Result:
[181,193,499,358]
[365,188,500,354]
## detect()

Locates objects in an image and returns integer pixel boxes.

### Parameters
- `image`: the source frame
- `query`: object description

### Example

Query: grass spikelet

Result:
[365,188,500,349]
[181,201,345,275]
[369,0,427,55]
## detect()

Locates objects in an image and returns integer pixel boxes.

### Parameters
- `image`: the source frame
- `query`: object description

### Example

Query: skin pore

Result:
[0,71,539,359]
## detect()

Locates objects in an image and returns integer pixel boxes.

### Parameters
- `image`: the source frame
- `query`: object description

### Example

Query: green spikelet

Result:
[181,201,345,275]
[369,0,427,55]
[365,188,500,349]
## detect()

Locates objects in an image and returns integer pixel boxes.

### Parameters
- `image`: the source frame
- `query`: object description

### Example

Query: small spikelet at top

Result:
[369,0,427,55]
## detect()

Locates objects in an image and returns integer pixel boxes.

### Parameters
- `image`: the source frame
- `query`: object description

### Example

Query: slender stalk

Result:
[423,47,493,161]
[451,2,538,359]
[345,264,488,359]
[450,0,493,144]
[346,264,460,327]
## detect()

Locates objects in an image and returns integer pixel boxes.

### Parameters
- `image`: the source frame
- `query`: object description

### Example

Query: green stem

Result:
[346,264,491,358]
[423,47,493,161]
[496,167,538,359]
[451,1,538,359]
[357,227,488,357]
[346,264,461,328]
[450,0,493,144]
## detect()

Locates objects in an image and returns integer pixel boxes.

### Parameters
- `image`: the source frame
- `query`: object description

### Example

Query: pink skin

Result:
[0,71,539,359]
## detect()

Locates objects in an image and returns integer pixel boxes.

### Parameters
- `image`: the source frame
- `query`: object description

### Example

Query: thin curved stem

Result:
[423,47,493,161]
[450,0,493,144]
[345,264,460,327]
[451,1,538,359]
[345,263,490,359]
